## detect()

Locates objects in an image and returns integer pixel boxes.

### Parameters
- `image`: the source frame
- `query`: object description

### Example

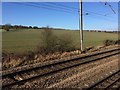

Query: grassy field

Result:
[2,29,118,53]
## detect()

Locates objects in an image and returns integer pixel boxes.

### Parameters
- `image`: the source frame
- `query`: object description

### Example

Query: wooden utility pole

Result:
[79,0,83,52]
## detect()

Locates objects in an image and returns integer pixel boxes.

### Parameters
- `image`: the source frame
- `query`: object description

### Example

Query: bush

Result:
[103,39,117,46]
[3,24,11,31]
[37,28,76,54]
[56,34,76,52]
[115,40,120,45]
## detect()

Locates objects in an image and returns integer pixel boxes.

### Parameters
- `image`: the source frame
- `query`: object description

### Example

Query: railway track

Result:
[2,48,120,89]
[87,70,120,89]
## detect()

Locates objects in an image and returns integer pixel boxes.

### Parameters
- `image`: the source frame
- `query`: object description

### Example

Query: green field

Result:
[2,29,118,53]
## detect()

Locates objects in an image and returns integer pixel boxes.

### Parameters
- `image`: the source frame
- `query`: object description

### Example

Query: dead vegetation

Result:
[2,49,81,69]
[2,44,119,70]
[103,39,120,46]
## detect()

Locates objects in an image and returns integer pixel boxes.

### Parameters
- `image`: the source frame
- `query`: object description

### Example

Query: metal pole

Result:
[79,0,83,52]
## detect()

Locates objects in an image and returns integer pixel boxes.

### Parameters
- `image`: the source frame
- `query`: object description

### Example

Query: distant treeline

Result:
[0,24,47,31]
[0,24,67,31]
[85,30,119,33]
[0,24,119,33]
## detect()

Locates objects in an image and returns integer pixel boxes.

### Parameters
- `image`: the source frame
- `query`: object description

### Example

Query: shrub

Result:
[56,34,76,52]
[115,40,120,45]
[37,28,76,54]
[3,24,11,31]
[103,39,117,46]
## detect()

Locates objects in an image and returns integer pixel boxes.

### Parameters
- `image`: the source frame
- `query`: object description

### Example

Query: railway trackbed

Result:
[2,48,120,89]
[87,70,120,89]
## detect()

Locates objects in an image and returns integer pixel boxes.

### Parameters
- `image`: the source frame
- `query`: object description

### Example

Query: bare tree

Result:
[3,24,11,31]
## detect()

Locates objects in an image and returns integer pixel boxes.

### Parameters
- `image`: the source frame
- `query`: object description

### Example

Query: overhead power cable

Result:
[99,1,117,14]
[42,2,78,12]
[30,2,78,14]
[49,2,116,18]
[45,2,78,10]
[105,2,116,14]
[12,2,78,14]
[11,2,116,22]
[13,2,115,18]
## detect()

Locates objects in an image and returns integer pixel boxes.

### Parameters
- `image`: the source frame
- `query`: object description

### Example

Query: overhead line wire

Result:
[12,2,116,22]
[12,2,78,14]
[30,2,79,14]
[42,2,78,12]
[52,2,117,19]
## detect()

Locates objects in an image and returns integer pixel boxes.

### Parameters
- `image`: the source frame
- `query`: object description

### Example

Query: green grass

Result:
[2,29,118,53]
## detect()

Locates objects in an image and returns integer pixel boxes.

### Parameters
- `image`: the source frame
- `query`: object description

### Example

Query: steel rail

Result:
[2,49,119,88]
[2,48,120,77]
[104,78,120,89]
[87,70,120,90]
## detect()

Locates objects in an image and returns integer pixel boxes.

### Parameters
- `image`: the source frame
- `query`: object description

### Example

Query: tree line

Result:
[0,24,119,33]
[0,24,41,31]
[85,30,119,33]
